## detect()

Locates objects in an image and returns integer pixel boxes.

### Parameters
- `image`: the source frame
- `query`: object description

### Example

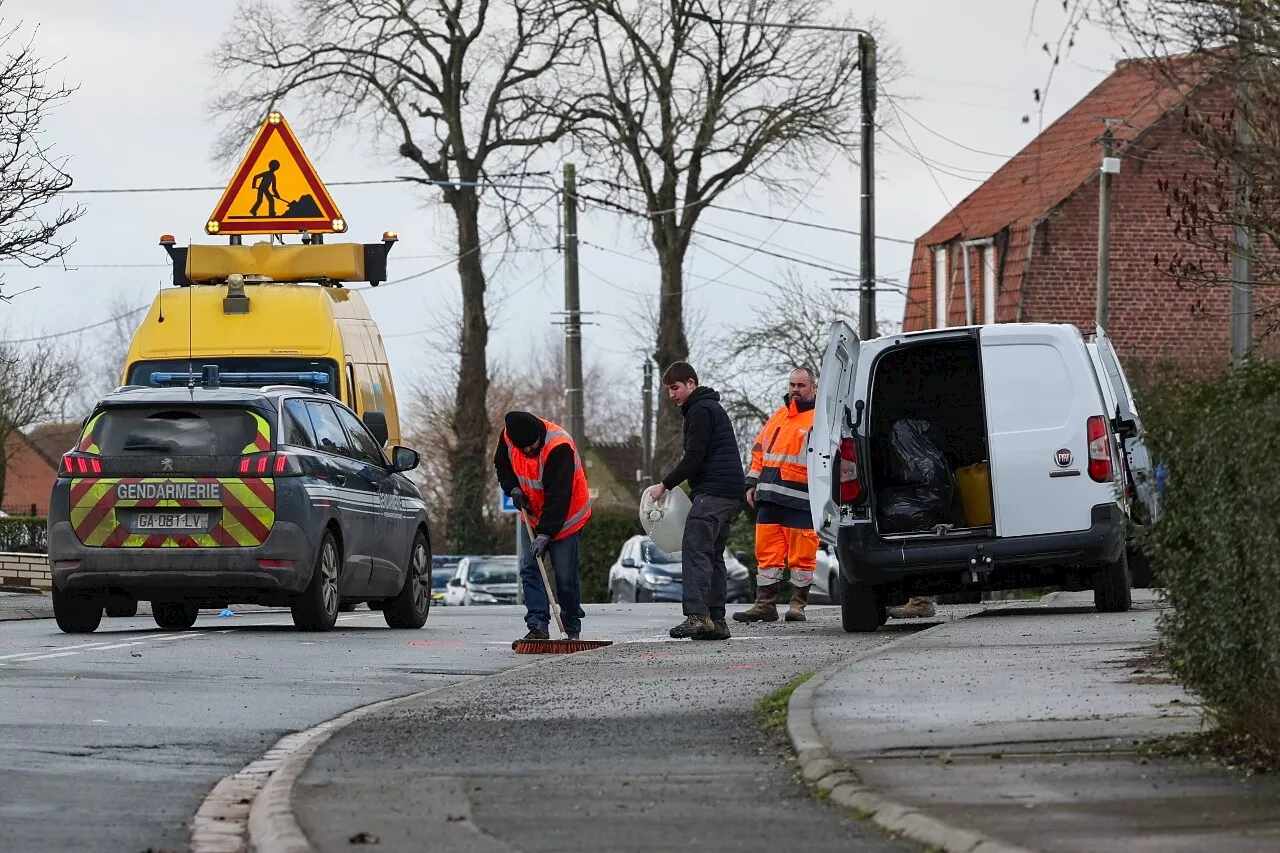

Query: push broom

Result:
[512,513,613,654]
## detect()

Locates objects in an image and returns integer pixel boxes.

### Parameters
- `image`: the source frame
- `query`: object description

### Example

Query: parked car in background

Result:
[608,535,752,604]
[442,555,520,606]
[431,555,462,606]
[808,543,841,604]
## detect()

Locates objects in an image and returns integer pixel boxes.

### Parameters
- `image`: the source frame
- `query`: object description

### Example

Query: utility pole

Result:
[562,163,586,445]
[1231,12,1254,368]
[858,34,878,341]
[1096,127,1117,330]
[641,359,653,483]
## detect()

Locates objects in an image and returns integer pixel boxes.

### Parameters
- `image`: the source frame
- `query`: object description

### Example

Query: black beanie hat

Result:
[504,411,545,447]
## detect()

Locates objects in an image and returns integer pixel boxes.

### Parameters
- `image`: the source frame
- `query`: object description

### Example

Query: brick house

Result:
[2,423,82,517]
[903,54,1249,373]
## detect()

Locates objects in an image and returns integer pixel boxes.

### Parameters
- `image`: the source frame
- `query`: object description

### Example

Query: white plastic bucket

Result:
[639,487,691,554]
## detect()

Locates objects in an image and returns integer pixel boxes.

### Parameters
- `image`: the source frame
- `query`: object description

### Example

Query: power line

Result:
[4,305,148,343]
[707,204,917,245]
[60,171,556,196]
[691,229,859,277]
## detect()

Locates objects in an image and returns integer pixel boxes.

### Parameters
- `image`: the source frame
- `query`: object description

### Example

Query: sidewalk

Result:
[0,589,52,621]
[799,591,1280,852]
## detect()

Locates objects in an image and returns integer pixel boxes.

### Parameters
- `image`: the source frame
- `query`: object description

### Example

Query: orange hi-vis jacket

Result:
[503,418,593,540]
[746,398,815,513]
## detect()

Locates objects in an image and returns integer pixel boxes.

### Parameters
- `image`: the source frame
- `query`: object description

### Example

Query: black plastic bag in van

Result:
[877,419,955,533]
[878,485,949,533]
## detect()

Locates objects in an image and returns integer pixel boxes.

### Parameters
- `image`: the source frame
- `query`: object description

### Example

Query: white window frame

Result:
[933,246,948,328]
[982,246,997,325]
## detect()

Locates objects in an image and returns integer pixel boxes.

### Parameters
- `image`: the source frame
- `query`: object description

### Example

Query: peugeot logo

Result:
[1055,449,1073,468]
[161,457,174,472]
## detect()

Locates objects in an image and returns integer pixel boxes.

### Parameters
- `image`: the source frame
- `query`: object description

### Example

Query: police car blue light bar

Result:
[149,371,332,389]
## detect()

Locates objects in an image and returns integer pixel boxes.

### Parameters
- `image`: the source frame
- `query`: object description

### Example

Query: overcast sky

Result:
[0,0,1124,408]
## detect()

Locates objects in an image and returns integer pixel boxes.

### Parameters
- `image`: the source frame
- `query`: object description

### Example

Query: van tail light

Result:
[1087,416,1113,482]
[60,453,102,476]
[238,451,302,477]
[838,438,865,503]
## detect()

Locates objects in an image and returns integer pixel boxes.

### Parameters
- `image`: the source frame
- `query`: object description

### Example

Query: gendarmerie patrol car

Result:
[46,367,432,634]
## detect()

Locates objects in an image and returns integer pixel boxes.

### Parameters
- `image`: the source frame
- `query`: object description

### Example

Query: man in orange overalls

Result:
[735,367,820,623]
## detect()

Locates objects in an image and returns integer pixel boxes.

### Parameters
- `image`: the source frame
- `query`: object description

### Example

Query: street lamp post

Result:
[686,11,879,341]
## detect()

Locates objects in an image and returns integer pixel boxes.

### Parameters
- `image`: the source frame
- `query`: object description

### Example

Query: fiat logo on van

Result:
[1055,448,1074,467]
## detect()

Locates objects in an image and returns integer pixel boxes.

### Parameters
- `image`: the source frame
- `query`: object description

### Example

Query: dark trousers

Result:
[517,522,585,635]
[680,493,740,621]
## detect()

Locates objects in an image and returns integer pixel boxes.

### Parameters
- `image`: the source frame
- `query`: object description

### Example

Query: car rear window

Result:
[91,407,266,457]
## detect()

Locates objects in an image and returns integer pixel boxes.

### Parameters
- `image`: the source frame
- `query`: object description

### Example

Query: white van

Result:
[1085,329,1161,587]
[808,321,1133,632]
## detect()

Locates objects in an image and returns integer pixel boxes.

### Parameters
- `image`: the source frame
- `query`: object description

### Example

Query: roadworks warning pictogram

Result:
[205,111,346,236]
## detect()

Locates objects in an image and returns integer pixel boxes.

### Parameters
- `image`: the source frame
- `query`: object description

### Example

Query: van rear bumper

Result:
[47,520,314,597]
[838,503,1125,590]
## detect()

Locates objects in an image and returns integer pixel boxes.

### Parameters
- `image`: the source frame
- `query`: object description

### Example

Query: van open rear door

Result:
[1094,326,1160,524]
[808,320,860,542]
[979,325,1104,537]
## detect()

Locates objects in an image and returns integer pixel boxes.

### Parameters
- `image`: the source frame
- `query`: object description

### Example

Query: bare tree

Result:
[0,14,85,303]
[1043,1,1280,340]
[570,0,884,470]
[0,340,82,506]
[211,0,589,552]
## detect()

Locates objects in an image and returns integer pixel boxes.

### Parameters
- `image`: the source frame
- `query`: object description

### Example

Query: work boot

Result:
[888,597,937,619]
[784,584,811,622]
[511,627,549,649]
[669,614,713,639]
[693,620,731,641]
[732,583,780,623]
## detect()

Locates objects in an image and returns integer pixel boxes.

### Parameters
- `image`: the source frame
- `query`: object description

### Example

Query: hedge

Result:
[1140,361,1280,750]
[0,517,47,554]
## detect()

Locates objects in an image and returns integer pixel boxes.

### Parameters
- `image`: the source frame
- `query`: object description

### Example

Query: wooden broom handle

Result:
[522,513,565,636]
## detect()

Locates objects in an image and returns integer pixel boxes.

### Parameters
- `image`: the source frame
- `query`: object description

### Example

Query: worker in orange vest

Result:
[494,411,593,644]
[735,367,820,623]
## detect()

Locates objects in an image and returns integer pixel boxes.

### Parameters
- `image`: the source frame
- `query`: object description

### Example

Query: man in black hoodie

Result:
[645,361,745,640]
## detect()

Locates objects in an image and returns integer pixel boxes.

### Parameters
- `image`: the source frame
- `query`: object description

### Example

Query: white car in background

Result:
[442,555,520,606]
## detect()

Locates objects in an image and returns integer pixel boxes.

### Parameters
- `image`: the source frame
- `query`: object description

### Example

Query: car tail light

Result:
[1087,416,1113,482]
[60,453,102,476]
[238,451,302,477]
[257,559,296,569]
[838,438,864,503]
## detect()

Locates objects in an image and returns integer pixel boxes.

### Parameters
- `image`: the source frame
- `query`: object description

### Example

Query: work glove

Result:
[510,487,528,510]
[530,534,551,560]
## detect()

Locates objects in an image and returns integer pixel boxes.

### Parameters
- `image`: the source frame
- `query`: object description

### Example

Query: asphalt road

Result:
[294,604,926,853]
[0,604,672,853]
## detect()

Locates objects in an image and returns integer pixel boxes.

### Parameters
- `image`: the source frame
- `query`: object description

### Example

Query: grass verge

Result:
[757,670,815,731]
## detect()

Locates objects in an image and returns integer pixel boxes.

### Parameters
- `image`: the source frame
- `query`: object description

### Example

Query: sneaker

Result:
[669,614,712,639]
[693,619,731,641]
[888,597,937,619]
[511,627,550,649]
[567,633,580,641]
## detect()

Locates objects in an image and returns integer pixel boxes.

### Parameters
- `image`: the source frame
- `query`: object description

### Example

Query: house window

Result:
[933,247,948,328]
[982,246,997,325]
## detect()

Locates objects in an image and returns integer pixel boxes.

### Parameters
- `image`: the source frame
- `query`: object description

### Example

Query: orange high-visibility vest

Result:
[504,418,593,540]
[747,399,815,512]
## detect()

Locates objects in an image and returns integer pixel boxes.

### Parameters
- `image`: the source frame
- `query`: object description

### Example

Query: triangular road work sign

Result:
[206,111,346,236]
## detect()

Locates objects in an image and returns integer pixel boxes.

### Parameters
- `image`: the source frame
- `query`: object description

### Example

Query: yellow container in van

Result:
[955,462,993,527]
[121,282,401,446]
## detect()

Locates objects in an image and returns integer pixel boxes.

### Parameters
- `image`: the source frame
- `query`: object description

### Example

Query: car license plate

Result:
[134,512,211,531]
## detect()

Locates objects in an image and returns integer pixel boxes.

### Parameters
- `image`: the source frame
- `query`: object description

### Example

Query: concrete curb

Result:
[787,621,1040,853]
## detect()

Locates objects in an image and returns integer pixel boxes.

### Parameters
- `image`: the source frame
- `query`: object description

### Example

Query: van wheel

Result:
[384,532,431,629]
[153,602,199,630]
[841,580,887,633]
[293,531,342,631]
[53,586,102,634]
[105,595,138,618]
[1094,550,1133,613]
